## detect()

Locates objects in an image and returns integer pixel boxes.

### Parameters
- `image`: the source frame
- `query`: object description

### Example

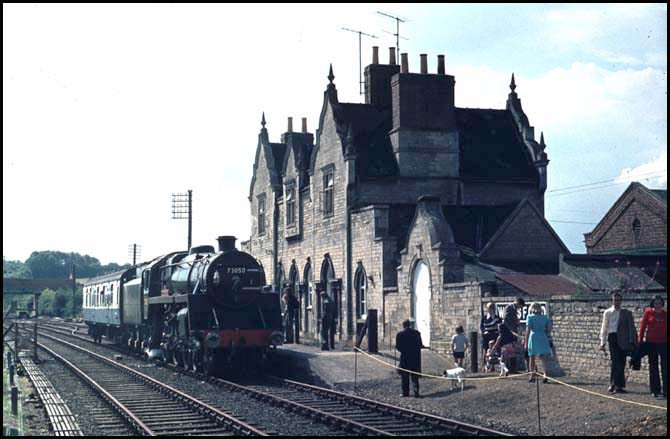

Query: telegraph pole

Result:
[172,190,193,250]
[341,27,378,96]
[128,243,142,265]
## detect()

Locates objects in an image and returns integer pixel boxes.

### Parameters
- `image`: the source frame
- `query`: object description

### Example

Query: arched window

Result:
[305,263,313,308]
[355,266,367,319]
[320,257,335,300]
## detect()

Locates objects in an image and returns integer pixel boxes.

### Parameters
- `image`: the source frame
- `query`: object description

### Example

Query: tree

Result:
[3,257,33,279]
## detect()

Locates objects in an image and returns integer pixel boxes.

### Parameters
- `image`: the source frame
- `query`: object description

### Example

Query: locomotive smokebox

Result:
[217,235,237,252]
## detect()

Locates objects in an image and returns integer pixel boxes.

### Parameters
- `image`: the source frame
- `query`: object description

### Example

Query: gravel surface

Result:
[333,372,667,436]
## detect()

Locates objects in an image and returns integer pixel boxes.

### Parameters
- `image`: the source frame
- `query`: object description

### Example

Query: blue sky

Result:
[3,3,667,264]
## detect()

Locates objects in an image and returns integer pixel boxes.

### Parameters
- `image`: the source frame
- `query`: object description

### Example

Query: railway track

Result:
[28,320,510,436]
[17,327,268,436]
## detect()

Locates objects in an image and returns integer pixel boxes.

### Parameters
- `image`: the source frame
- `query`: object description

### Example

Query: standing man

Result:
[600,292,638,393]
[396,319,423,397]
[282,287,298,343]
[320,290,336,350]
[503,297,524,373]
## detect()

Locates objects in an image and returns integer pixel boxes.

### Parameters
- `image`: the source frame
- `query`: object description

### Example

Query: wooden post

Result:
[368,309,378,353]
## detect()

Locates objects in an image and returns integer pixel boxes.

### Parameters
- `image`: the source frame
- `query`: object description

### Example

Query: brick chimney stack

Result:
[372,46,379,64]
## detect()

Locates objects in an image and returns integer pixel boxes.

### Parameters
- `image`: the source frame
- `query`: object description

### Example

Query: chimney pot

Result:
[389,47,396,65]
[401,53,409,73]
[287,117,293,133]
[301,117,307,133]
[372,46,379,64]
[420,54,428,74]
[437,55,445,75]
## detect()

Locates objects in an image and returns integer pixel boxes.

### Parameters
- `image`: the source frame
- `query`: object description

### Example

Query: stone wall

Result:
[549,293,663,384]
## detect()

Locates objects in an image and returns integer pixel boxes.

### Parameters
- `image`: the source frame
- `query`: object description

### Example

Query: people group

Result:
[281,284,665,400]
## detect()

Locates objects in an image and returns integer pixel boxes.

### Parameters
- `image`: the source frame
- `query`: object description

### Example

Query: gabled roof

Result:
[586,182,667,247]
[317,100,538,181]
[443,204,518,252]
[479,198,570,258]
[455,108,538,181]
[269,143,287,178]
[331,102,398,180]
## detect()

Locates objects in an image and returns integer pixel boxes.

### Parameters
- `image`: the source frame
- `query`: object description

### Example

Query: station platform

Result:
[272,341,459,388]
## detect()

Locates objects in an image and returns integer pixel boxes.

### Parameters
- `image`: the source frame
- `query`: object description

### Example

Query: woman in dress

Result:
[525,302,552,383]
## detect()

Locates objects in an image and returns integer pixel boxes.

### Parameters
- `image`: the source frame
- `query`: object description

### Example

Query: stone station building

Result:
[244,46,571,351]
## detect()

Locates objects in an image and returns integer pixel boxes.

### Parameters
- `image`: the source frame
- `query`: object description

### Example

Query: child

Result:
[484,340,498,372]
[451,326,469,368]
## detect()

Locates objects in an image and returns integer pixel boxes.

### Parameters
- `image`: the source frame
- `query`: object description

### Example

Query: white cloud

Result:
[615,148,667,188]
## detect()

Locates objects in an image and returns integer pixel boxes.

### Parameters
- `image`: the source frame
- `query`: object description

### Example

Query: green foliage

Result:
[24,251,130,279]
[2,257,32,279]
[38,287,83,318]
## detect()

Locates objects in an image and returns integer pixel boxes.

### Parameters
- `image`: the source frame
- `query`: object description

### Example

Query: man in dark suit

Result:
[396,319,423,397]
[320,290,337,350]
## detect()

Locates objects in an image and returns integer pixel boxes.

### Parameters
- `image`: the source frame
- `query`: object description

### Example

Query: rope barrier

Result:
[542,375,667,411]
[352,347,667,411]
[353,346,533,381]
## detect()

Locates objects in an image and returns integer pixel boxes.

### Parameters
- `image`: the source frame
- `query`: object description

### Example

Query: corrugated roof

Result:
[496,274,583,296]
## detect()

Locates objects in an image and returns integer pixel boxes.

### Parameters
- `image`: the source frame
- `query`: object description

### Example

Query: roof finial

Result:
[261,112,266,129]
[540,132,546,150]
[328,64,335,84]
[510,73,516,92]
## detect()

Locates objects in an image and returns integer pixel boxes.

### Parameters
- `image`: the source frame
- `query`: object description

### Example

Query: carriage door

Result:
[412,261,431,345]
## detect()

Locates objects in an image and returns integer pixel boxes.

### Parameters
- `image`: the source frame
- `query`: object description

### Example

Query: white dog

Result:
[499,360,510,377]
[442,367,465,391]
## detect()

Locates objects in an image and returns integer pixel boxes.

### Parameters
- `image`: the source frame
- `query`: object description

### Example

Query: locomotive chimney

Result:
[217,235,237,252]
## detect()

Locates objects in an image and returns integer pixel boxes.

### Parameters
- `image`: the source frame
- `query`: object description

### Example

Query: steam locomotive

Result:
[82,236,282,374]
